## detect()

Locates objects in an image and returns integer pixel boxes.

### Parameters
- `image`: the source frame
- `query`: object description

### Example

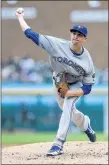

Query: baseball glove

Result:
[54,72,69,98]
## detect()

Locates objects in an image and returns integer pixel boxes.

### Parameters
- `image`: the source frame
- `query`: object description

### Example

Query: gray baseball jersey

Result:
[38,34,95,85]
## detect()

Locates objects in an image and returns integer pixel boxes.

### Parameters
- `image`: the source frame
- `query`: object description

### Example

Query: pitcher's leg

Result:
[46,96,79,156]
[53,97,79,147]
[71,108,96,142]
[71,108,89,131]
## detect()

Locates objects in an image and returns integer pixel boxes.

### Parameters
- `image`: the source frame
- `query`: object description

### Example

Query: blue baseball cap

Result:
[70,25,88,37]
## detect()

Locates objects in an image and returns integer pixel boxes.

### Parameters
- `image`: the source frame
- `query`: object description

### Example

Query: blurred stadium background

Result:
[1,1,108,144]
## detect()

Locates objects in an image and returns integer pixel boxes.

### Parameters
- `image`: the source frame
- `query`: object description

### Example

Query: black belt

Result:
[68,81,78,85]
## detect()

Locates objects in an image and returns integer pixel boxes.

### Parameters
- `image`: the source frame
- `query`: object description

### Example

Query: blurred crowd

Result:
[2,56,53,83]
[2,56,108,84]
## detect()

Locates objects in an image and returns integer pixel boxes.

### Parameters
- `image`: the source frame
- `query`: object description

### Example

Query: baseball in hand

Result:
[17,7,24,14]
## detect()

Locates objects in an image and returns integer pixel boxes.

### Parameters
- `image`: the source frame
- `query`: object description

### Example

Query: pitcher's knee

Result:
[71,109,84,128]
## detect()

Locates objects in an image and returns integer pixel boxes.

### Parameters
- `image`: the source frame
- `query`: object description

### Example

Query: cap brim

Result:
[70,29,86,37]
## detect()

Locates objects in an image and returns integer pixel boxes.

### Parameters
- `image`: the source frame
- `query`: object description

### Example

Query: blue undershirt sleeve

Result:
[24,28,39,45]
[81,84,92,95]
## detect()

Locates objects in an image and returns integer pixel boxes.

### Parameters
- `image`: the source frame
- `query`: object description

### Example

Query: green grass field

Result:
[2,132,108,145]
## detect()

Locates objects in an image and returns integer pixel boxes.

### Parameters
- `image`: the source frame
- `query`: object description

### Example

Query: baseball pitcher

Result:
[16,8,96,156]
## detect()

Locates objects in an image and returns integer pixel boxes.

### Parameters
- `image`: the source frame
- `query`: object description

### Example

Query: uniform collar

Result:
[70,46,84,56]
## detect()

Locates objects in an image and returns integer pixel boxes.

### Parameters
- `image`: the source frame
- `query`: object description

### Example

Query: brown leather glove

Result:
[54,72,69,98]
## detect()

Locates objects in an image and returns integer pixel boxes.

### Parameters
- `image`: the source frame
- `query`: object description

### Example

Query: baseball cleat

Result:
[46,145,64,156]
[84,117,96,142]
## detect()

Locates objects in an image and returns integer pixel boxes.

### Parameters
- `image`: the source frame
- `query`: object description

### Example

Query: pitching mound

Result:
[2,142,108,164]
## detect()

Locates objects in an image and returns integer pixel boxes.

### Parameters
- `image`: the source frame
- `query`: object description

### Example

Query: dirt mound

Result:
[2,142,108,164]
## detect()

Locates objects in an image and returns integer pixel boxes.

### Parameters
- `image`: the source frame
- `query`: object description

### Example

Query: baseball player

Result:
[16,8,96,156]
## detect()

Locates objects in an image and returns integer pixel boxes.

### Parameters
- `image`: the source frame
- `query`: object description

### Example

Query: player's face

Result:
[71,31,87,45]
